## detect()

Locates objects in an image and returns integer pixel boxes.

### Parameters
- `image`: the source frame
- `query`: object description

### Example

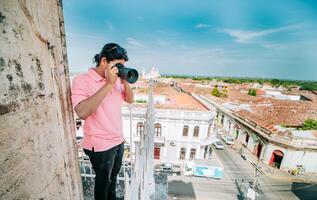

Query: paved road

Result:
[168,175,239,200]
[214,143,297,200]
[167,143,317,200]
[214,141,317,200]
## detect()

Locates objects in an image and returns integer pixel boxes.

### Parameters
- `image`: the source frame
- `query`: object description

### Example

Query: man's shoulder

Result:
[73,72,90,82]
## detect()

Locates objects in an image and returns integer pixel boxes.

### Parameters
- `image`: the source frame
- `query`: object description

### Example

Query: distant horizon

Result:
[160,73,317,82]
[69,69,317,82]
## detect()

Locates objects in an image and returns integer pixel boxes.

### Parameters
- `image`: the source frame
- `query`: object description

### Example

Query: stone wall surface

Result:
[0,0,83,199]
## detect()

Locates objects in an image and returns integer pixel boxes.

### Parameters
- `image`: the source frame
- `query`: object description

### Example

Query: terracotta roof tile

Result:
[131,82,208,111]
[179,82,317,130]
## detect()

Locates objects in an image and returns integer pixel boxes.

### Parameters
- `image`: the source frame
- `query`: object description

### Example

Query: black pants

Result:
[84,143,124,200]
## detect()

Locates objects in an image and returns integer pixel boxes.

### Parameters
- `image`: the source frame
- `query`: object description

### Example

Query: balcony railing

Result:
[122,106,215,121]
[133,134,166,144]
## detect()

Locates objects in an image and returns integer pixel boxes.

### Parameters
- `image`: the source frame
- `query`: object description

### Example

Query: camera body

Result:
[114,63,139,84]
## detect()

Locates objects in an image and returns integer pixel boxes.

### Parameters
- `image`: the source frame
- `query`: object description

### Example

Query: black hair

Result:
[93,43,129,66]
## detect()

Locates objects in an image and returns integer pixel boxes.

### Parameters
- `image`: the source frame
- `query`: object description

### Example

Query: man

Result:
[71,43,134,200]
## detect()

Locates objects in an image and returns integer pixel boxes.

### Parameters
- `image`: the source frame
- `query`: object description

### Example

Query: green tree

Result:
[270,79,282,87]
[300,83,317,91]
[302,119,317,130]
[135,99,147,104]
[212,85,221,97]
[221,86,228,98]
[248,88,257,96]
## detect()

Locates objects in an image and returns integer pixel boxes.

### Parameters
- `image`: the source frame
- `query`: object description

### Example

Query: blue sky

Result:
[63,0,317,80]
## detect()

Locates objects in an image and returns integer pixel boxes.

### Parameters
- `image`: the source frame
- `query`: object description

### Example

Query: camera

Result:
[114,63,139,84]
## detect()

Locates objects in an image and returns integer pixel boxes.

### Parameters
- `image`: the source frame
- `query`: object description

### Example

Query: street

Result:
[215,144,298,200]
[168,142,317,200]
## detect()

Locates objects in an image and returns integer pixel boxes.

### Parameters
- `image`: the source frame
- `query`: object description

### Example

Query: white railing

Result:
[290,138,317,148]
[122,106,215,121]
[270,135,317,149]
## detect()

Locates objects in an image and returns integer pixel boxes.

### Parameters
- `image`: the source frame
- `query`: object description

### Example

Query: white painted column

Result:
[196,144,200,159]
[186,143,191,160]
[163,144,168,162]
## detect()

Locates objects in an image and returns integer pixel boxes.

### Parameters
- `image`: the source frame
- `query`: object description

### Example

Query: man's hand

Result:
[105,65,118,86]
[121,79,129,86]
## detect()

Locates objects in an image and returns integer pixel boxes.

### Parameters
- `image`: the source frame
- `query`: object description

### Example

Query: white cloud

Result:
[195,23,210,29]
[105,20,114,31]
[156,39,168,46]
[261,43,285,49]
[126,37,144,47]
[180,45,192,50]
[220,25,299,43]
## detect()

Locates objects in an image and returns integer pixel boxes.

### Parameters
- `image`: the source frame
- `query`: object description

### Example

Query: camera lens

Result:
[115,64,139,84]
[126,69,139,84]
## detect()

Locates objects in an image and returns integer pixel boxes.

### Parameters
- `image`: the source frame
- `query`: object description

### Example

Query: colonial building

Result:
[218,110,317,173]
[122,107,216,164]
[122,81,216,164]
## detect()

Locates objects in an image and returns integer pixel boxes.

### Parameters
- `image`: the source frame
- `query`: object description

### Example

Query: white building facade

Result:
[122,106,217,164]
[218,112,317,173]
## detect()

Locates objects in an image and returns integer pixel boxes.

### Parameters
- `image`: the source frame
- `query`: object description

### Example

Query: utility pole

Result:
[254,158,260,191]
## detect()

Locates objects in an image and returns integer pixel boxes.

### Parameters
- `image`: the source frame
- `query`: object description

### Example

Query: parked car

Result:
[154,163,181,176]
[222,135,234,145]
[213,141,224,150]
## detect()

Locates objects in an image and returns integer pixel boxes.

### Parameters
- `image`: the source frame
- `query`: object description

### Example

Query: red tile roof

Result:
[127,82,208,111]
[178,82,317,133]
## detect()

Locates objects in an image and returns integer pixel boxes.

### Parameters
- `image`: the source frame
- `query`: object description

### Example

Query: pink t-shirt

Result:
[71,68,125,152]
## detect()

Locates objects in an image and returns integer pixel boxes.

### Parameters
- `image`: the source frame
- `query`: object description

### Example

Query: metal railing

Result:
[77,143,127,182]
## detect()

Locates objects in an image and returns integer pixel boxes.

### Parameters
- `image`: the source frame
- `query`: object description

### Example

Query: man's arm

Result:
[122,80,134,103]
[74,83,114,119]
[74,67,118,119]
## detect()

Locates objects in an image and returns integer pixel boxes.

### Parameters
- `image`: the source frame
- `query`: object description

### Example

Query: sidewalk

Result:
[234,141,317,183]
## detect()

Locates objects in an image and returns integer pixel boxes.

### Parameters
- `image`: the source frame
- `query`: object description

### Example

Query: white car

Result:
[217,130,223,135]
[222,135,234,145]
[213,141,224,150]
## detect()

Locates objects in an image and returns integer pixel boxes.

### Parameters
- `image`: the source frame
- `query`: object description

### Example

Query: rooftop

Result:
[178,80,317,135]
[127,80,208,111]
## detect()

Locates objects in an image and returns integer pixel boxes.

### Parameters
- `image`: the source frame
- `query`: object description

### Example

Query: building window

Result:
[245,133,250,144]
[180,147,186,160]
[182,125,189,137]
[190,148,196,160]
[137,122,144,136]
[155,123,162,137]
[193,126,199,137]
[154,147,160,160]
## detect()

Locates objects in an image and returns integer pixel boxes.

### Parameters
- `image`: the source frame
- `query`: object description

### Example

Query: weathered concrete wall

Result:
[0,0,83,199]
